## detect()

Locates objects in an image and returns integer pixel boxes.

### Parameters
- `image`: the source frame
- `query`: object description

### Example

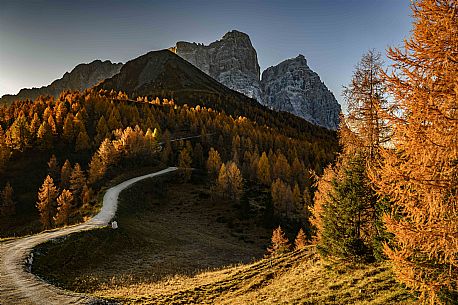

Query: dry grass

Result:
[95,248,414,305]
[33,172,415,304]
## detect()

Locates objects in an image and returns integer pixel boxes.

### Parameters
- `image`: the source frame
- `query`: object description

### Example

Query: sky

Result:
[0,0,412,109]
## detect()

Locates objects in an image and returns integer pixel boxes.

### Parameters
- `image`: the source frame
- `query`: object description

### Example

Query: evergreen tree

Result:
[36,175,58,229]
[318,155,379,262]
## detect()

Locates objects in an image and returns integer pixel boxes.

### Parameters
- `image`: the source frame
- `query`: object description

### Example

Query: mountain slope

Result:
[0,60,122,104]
[172,30,341,130]
[172,30,263,103]
[96,49,337,143]
[262,55,341,130]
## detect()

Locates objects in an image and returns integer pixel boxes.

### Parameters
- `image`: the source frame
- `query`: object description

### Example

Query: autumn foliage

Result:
[371,1,458,302]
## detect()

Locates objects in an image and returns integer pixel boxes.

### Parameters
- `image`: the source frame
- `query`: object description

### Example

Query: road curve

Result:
[0,167,178,305]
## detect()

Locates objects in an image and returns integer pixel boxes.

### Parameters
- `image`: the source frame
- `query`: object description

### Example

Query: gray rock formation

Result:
[0,60,123,104]
[261,55,341,130]
[172,30,264,103]
[172,31,340,129]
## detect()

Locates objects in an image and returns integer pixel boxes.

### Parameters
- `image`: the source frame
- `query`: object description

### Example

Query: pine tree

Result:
[373,1,458,301]
[317,155,378,262]
[1,182,15,216]
[267,226,290,255]
[257,152,271,186]
[54,189,73,226]
[36,175,58,229]
[178,147,192,182]
[294,228,307,250]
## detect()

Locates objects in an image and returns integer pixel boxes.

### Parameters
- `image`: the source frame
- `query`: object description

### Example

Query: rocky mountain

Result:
[0,60,123,104]
[171,30,264,103]
[96,50,245,101]
[172,30,341,130]
[262,55,341,130]
[96,49,336,142]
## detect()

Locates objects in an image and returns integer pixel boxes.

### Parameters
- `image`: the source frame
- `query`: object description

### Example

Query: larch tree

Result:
[70,163,86,206]
[294,228,308,250]
[47,154,59,180]
[75,128,91,152]
[267,226,290,255]
[207,147,222,177]
[178,147,192,182]
[257,152,271,186]
[54,189,73,226]
[60,159,72,189]
[373,1,458,302]
[36,175,58,229]
[222,161,243,201]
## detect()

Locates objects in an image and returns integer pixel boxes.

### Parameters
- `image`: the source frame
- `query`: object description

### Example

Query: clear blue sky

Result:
[0,0,412,109]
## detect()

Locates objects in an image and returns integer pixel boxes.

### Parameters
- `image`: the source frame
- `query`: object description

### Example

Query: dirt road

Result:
[0,167,177,305]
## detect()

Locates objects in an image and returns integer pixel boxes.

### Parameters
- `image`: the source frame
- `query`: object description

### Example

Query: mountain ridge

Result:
[0,60,123,104]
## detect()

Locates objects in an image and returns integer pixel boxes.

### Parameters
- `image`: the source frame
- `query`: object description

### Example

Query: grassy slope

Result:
[100,249,414,305]
[33,173,415,304]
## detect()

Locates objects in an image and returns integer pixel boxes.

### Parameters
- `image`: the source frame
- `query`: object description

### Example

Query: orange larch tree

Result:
[373,1,458,302]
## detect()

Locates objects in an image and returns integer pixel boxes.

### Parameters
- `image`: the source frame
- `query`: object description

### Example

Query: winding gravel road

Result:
[0,167,177,305]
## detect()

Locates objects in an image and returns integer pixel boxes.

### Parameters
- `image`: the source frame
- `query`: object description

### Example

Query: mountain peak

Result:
[221,30,250,40]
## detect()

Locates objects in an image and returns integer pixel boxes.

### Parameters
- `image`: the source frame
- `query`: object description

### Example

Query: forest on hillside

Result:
[0,1,456,304]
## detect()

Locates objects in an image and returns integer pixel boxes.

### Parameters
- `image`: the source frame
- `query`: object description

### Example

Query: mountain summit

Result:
[262,55,341,130]
[171,30,263,103]
[172,30,341,129]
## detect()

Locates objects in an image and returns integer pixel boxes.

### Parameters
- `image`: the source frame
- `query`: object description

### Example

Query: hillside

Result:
[32,172,414,304]
[96,50,336,142]
[0,60,122,105]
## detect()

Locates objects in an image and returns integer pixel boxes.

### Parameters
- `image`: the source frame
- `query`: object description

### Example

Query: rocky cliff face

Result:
[0,60,123,104]
[172,30,264,103]
[261,55,341,130]
[172,31,340,130]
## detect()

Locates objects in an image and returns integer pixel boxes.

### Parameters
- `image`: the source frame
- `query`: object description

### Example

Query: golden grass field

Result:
[33,173,415,304]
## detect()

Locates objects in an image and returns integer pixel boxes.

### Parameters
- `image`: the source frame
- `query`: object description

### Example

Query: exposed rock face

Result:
[172,30,264,103]
[0,60,123,104]
[261,55,341,130]
[173,31,340,129]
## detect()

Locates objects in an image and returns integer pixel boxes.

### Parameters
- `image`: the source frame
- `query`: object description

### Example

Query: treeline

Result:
[311,1,457,303]
[0,84,337,235]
